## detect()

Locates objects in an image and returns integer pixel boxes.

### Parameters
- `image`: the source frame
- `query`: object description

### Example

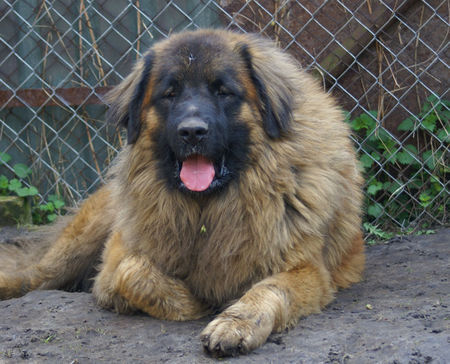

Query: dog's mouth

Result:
[175,154,229,193]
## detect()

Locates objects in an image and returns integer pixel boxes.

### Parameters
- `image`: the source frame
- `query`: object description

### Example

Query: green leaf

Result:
[422,150,433,169]
[13,164,32,178]
[383,148,398,163]
[437,128,449,143]
[408,178,422,190]
[419,192,431,202]
[367,203,383,218]
[430,175,440,184]
[421,100,432,115]
[422,150,443,170]
[431,181,443,194]
[404,145,418,155]
[0,175,8,189]
[16,186,39,197]
[53,200,65,209]
[360,154,374,169]
[371,152,381,161]
[200,224,207,234]
[363,222,393,239]
[351,117,365,131]
[426,94,439,105]
[0,152,12,164]
[421,114,437,132]
[360,113,377,132]
[48,194,59,202]
[373,129,397,153]
[385,181,402,194]
[398,117,415,131]
[40,203,55,212]
[47,195,65,209]
[15,188,28,197]
[368,110,378,119]
[352,112,377,134]
[376,128,396,144]
[27,186,39,196]
[397,151,415,165]
[342,110,351,124]
[8,178,22,192]
[367,181,383,195]
[419,192,433,207]
[47,214,57,222]
[440,109,450,123]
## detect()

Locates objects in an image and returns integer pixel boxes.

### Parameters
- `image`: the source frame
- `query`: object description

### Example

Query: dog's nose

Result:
[177,118,208,145]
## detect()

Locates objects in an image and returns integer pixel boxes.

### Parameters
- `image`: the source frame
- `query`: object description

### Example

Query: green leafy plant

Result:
[363,222,394,245]
[35,194,65,223]
[0,153,65,224]
[347,95,448,235]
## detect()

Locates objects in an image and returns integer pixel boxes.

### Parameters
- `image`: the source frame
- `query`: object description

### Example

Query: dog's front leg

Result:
[201,261,334,357]
[92,231,208,321]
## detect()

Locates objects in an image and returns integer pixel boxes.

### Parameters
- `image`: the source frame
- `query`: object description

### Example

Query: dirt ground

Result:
[0,227,448,363]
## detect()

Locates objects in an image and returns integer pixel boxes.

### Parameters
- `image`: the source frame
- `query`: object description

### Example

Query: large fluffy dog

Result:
[0,29,364,356]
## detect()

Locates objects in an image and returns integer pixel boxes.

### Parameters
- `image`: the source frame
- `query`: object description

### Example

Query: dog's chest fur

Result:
[120,184,278,306]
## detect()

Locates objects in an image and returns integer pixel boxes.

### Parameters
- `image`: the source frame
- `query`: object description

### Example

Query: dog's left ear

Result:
[106,51,154,144]
[237,40,296,138]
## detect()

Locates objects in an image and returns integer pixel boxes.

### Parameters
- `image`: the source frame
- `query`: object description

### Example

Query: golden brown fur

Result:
[0,29,364,356]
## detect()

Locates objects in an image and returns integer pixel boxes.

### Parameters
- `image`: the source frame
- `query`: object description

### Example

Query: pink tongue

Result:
[180,155,215,192]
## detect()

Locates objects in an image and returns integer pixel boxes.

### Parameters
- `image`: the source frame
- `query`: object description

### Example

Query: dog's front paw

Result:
[200,308,273,357]
[0,272,23,300]
[0,272,8,299]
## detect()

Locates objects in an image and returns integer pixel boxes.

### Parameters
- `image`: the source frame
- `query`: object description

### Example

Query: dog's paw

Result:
[0,272,21,300]
[200,309,273,357]
[0,272,7,299]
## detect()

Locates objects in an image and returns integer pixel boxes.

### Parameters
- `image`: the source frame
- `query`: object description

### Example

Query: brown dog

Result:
[0,29,365,357]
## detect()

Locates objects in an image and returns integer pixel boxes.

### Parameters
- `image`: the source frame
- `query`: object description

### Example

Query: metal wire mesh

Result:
[0,0,448,232]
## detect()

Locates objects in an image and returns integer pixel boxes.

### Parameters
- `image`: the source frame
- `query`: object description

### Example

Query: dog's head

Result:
[107,30,298,194]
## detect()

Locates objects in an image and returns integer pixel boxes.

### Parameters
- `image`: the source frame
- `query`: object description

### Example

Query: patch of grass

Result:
[42,334,57,344]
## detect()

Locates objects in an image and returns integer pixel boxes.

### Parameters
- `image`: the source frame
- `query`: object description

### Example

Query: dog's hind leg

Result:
[0,186,113,299]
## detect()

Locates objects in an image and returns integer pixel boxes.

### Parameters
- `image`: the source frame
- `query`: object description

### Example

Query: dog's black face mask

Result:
[148,41,251,195]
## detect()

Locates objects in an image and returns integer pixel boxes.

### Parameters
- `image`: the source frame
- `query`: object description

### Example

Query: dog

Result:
[0,29,365,357]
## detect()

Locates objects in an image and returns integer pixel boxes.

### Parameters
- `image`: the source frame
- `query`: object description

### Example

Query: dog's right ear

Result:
[106,51,154,144]
[236,39,297,139]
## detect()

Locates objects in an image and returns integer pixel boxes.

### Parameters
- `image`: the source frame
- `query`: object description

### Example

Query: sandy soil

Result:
[0,227,448,363]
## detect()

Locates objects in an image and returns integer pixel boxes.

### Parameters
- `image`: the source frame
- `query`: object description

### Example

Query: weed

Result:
[346,95,448,235]
[0,153,65,224]
[42,334,56,344]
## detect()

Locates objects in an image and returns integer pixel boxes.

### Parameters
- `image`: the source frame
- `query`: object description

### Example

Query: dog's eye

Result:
[216,85,234,97]
[163,87,176,99]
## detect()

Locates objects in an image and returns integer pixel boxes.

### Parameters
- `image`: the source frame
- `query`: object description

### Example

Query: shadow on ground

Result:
[0,227,448,363]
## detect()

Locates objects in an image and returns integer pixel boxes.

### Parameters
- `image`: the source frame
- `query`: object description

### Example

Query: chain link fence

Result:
[0,0,448,233]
